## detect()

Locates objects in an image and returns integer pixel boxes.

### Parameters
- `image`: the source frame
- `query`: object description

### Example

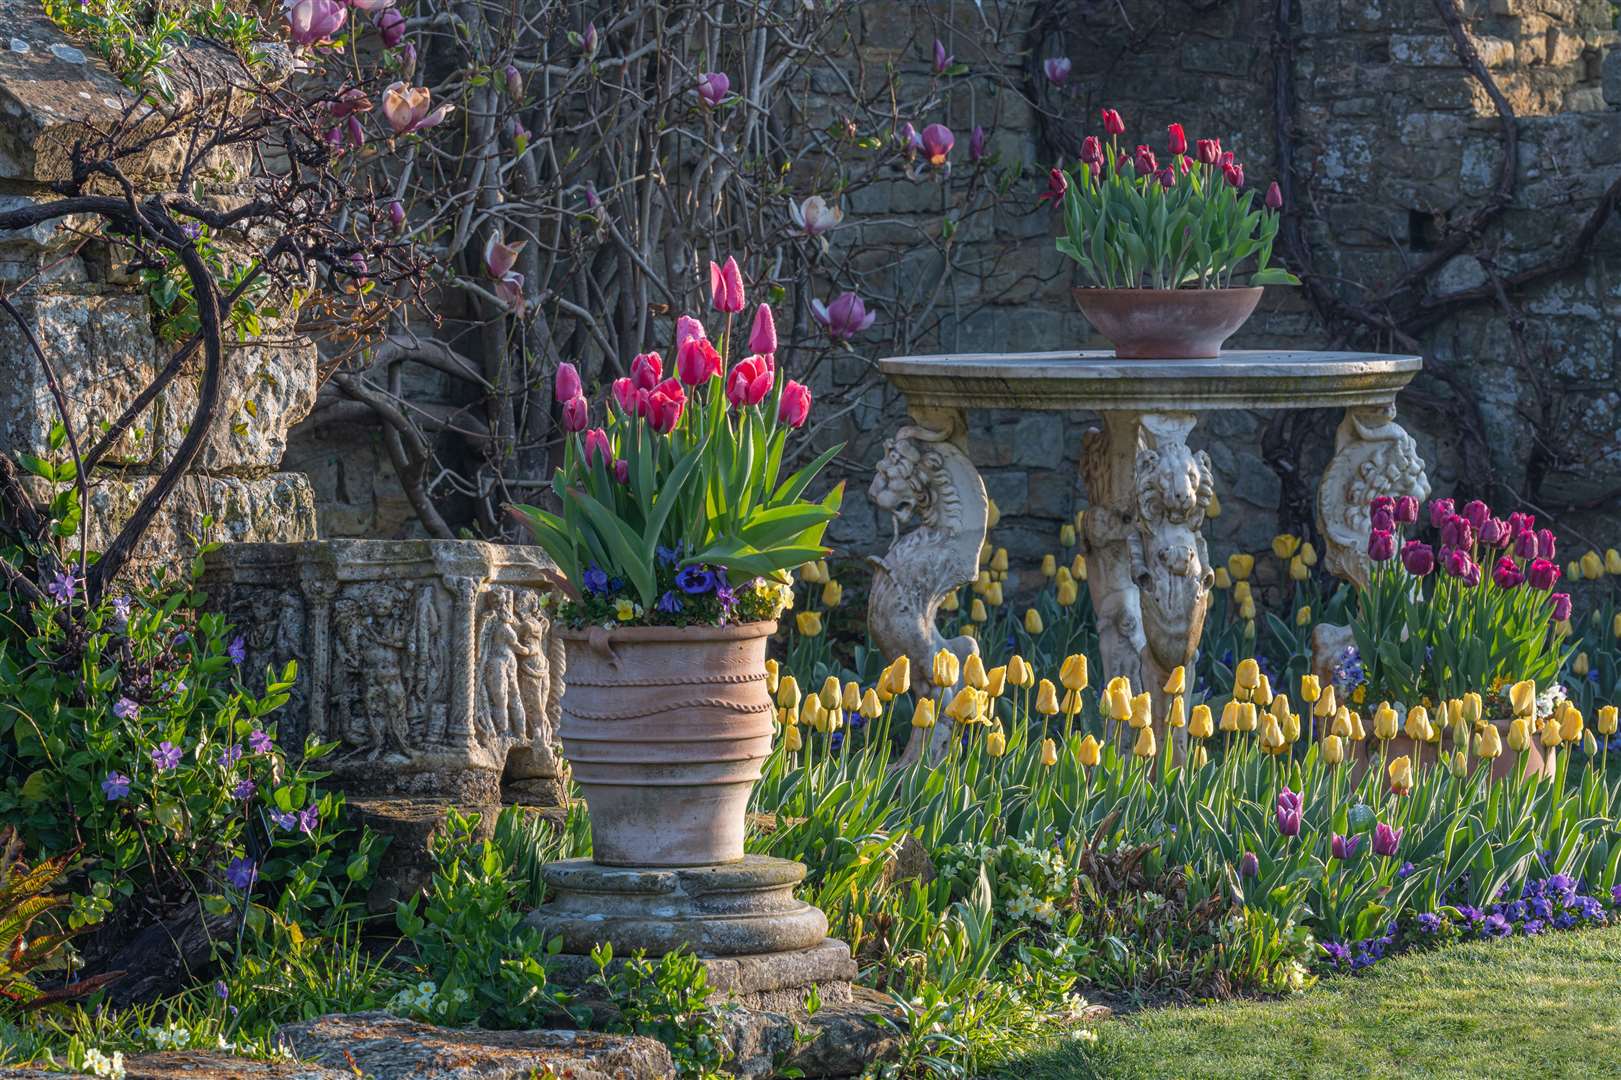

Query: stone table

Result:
[865,350,1432,762]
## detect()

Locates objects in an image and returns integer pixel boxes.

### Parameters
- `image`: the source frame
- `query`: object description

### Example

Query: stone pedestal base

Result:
[524,856,856,1010]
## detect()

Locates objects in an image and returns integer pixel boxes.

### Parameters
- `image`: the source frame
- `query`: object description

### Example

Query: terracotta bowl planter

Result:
[558,621,776,868]
[1072,286,1263,359]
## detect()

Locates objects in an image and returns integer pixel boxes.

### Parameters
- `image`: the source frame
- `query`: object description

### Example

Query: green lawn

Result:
[1006,925,1621,1080]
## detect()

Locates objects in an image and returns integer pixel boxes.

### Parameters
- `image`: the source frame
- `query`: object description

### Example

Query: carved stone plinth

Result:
[525,856,855,1011]
[868,351,1431,762]
[202,539,566,807]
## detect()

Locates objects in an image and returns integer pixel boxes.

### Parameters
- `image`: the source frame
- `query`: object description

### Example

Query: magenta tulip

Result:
[1370,505,1395,533]
[725,355,774,407]
[1038,166,1068,206]
[676,335,724,385]
[709,256,745,313]
[1133,144,1157,174]
[1480,516,1509,547]
[1080,135,1104,172]
[560,395,588,432]
[583,427,611,468]
[554,362,582,403]
[747,304,777,357]
[1265,181,1283,210]
[1551,592,1572,622]
[1527,557,1560,591]
[1428,497,1455,529]
[613,458,628,484]
[1331,834,1360,860]
[1515,528,1539,559]
[1461,499,1490,530]
[630,351,663,391]
[1275,787,1302,838]
[778,380,812,428]
[1372,823,1402,857]
[1400,540,1435,577]
[1536,528,1556,561]
[1492,556,1523,589]
[1395,495,1420,524]
[1440,514,1473,550]
[1368,528,1396,562]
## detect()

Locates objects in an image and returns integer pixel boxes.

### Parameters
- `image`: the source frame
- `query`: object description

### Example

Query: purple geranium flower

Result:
[101,771,130,800]
[226,857,258,890]
[152,741,183,771]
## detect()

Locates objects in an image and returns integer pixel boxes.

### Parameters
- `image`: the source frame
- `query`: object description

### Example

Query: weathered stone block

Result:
[158,335,320,475]
[202,539,565,806]
[1605,48,1621,106]
[77,472,317,570]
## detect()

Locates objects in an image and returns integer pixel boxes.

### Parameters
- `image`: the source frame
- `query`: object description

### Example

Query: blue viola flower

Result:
[676,565,716,594]
[656,591,683,614]
[583,563,610,594]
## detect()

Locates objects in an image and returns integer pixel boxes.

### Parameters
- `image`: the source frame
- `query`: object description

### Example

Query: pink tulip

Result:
[1100,108,1125,136]
[1551,592,1572,621]
[374,7,404,47]
[560,395,588,432]
[675,315,706,356]
[554,362,582,403]
[647,384,684,433]
[1195,138,1221,165]
[810,292,876,341]
[1265,181,1283,210]
[696,72,730,107]
[1394,495,1420,523]
[1044,57,1072,85]
[483,232,525,278]
[1492,556,1523,589]
[1527,558,1560,591]
[583,428,612,468]
[630,351,663,391]
[612,377,637,414]
[613,458,629,484]
[725,355,774,407]
[381,82,453,134]
[748,304,777,356]
[709,256,745,313]
[676,335,724,385]
[778,380,812,428]
[286,0,346,45]
[1536,528,1557,561]
[920,123,954,167]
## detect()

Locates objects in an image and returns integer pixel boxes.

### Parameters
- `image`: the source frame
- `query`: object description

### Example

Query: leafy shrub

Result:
[0,831,117,1013]
[587,945,731,1080]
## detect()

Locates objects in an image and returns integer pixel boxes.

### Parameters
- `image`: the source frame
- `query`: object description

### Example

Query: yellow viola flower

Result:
[1024,608,1045,635]
[1060,523,1077,547]
[1071,553,1088,581]
[795,610,823,637]
[1220,700,1241,732]
[1041,554,1057,578]
[1507,716,1532,752]
[1580,550,1604,580]
[1313,685,1337,720]
[986,729,1007,758]
[1322,734,1345,765]
[777,675,802,710]
[1077,734,1101,767]
[1373,702,1399,740]
[985,665,1008,698]
[1163,666,1186,695]
[1300,541,1318,567]
[1289,555,1309,582]
[1041,737,1059,767]
[1296,605,1312,627]
[1272,533,1302,560]
[1228,553,1255,581]
[888,655,912,696]
[1189,703,1214,739]
[785,724,803,752]
[964,654,989,691]
[1129,692,1153,729]
[1213,567,1232,590]
[1035,679,1060,716]
[990,547,1009,572]
[1133,724,1157,759]
[1509,680,1537,717]
[1060,654,1089,692]
[1235,658,1261,692]
[932,648,961,689]
[912,697,937,728]
[841,681,862,713]
[1599,705,1619,735]
[1404,705,1432,743]
[1476,722,1503,759]
[1388,754,1413,795]
[1168,694,1187,729]
[1300,674,1321,703]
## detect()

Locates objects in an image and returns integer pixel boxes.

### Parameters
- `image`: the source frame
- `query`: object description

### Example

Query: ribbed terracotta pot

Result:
[558,621,776,868]
[1072,286,1263,359]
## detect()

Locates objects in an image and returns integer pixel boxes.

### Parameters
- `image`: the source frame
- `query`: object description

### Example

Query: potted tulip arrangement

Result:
[1049,109,1300,358]
[516,257,842,867]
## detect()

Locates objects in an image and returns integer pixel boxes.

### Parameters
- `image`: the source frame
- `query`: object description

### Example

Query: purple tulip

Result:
[1331,833,1360,860]
[286,0,347,45]
[1527,558,1560,591]
[969,125,987,162]
[1479,516,1509,547]
[1400,540,1435,577]
[1394,495,1420,524]
[1536,528,1557,561]
[1514,528,1539,560]
[1043,56,1072,85]
[1372,823,1402,857]
[1368,528,1396,562]
[1444,548,1481,587]
[1275,787,1303,838]
[1239,851,1260,878]
[1492,556,1523,589]
[1551,592,1572,622]
[811,292,877,341]
[1440,514,1473,550]
[1370,505,1395,533]
[1461,499,1490,530]
[696,72,730,108]
[1428,497,1455,529]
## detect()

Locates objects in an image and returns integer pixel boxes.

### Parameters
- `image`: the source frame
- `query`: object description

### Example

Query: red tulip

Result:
[748,303,777,356]
[1265,181,1283,210]
[1222,162,1245,188]
[725,355,775,407]
[1038,166,1068,206]
[630,351,662,391]
[778,380,812,427]
[554,361,582,403]
[1080,136,1103,172]
[583,427,612,468]
[709,256,745,313]
[560,395,588,432]
[1100,108,1125,136]
[1133,145,1157,174]
[1195,138,1221,165]
[1166,122,1187,156]
[611,377,637,414]
[647,384,684,433]
[677,335,724,385]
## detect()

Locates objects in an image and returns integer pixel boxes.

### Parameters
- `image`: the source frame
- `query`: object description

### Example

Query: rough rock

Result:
[348,796,499,912]
[275,1011,676,1080]
[0,1056,348,1080]
[721,986,905,1080]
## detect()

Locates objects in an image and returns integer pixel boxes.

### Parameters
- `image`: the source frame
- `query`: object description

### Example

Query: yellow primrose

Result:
[1388,754,1413,795]
[1189,703,1214,739]
[1041,737,1059,767]
[932,649,961,689]
[796,610,823,637]
[1133,724,1157,759]
[1060,653,1089,692]
[1476,722,1503,759]
[1322,734,1345,765]
[1129,692,1153,729]
[1272,533,1302,559]
[1041,554,1058,578]
[778,675,802,710]
[1509,680,1537,717]
[1024,608,1045,635]
[1035,679,1060,716]
[1228,553,1255,581]
[1077,734,1101,767]
[1168,694,1187,729]
[1060,523,1077,547]
[964,653,989,691]
[1599,705,1619,735]
[986,729,1007,758]
[912,697,937,728]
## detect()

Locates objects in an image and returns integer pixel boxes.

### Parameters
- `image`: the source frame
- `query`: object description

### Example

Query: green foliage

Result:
[139,224,281,346]
[41,0,271,98]
[587,945,732,1080]
[0,832,112,1014]
[488,803,591,911]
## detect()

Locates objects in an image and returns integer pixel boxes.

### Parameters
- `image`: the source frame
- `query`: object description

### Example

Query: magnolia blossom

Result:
[933,39,952,75]
[286,0,346,45]
[920,123,954,167]
[483,232,525,278]
[696,71,730,107]
[381,82,453,135]
[494,271,526,317]
[375,8,405,48]
[789,195,843,237]
[811,292,876,341]
[329,87,371,117]
[969,125,987,162]
[1043,56,1072,85]
[349,0,394,10]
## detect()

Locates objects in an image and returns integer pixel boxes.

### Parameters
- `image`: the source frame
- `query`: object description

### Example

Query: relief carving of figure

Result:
[1318,404,1431,588]
[1131,433,1215,687]
[332,586,414,762]
[866,421,987,766]
[476,589,527,742]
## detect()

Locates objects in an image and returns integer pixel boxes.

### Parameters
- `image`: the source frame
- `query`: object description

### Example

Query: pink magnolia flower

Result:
[483,232,525,278]
[709,256,745,313]
[748,303,777,356]
[811,292,876,341]
[287,0,347,45]
[554,362,582,403]
[374,7,404,47]
[725,355,775,407]
[677,335,724,385]
[381,82,454,134]
[696,72,730,107]
[386,200,405,232]
[920,123,955,167]
[969,125,987,162]
[560,395,588,432]
[790,195,843,237]
[1044,56,1072,85]
[778,380,812,428]
[494,271,526,317]
[505,64,523,99]
[933,39,952,75]
[329,87,372,118]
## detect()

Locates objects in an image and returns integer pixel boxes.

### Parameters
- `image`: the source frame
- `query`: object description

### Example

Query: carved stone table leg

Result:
[866,405,989,766]
[1081,412,1214,756]
[1316,403,1431,589]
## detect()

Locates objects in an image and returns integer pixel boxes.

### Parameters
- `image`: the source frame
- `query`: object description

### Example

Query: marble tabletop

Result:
[877,350,1423,413]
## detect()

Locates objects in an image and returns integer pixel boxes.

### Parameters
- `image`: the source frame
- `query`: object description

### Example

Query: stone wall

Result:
[0,3,318,574]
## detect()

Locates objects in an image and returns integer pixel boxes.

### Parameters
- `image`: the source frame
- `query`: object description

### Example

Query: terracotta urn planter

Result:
[557,621,776,868]
[1072,286,1263,359]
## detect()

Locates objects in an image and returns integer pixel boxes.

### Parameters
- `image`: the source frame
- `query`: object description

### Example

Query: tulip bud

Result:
[1190,704,1214,739]
[1313,685,1337,720]
[970,598,988,623]
[1239,702,1259,732]
[1164,666,1186,695]
[1072,554,1088,580]
[1300,674,1321,703]
[1476,722,1503,759]
[1077,734,1101,767]
[1374,702,1399,740]
[1322,734,1345,765]
[1129,692,1153,730]
[963,654,989,691]
[985,582,1004,606]
[1228,553,1255,580]
[1041,738,1059,767]
[784,724,803,752]
[912,697,936,728]
[1035,679,1060,716]
[1060,523,1077,547]
[1133,724,1157,759]
[1260,714,1287,753]
[1600,705,1619,735]
[1508,716,1532,752]
[1220,701,1241,732]
[1235,658,1260,692]
[1168,694,1187,729]
[1510,680,1537,717]
[986,729,1007,758]
[946,686,983,725]
[985,666,1008,698]
[1404,705,1432,743]
[1059,654,1089,692]
[933,648,961,689]
[1581,550,1605,580]
[1560,703,1584,743]
[1239,851,1260,878]
[1541,717,1562,748]
[888,655,911,696]
[1007,655,1030,689]
[1573,652,1590,677]
[1296,605,1312,627]
[1387,754,1413,794]
[819,675,841,711]
[1024,608,1045,634]
[841,681,861,713]
[941,590,960,612]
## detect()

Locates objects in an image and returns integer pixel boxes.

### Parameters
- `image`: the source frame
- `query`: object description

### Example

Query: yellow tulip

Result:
[1507,716,1532,752]
[1612,612,1621,639]
[859,688,883,720]
[1024,608,1045,634]
[933,648,961,689]
[1449,750,1468,778]
[912,697,937,728]
[1300,541,1318,567]
[1056,578,1078,606]
[1585,730,1599,756]
[1255,675,1275,708]
[1107,685,1133,724]
[1404,705,1432,743]
[990,547,1009,573]
[764,658,780,697]
[795,610,823,637]
[1289,555,1309,582]
[1374,702,1399,740]
[1460,692,1482,726]
[1272,533,1302,560]
[1168,694,1187,729]
[1072,553,1088,580]
[1388,754,1413,795]
[1332,706,1352,738]
[1232,580,1253,604]
[1282,710,1301,743]
[986,499,1001,528]
[979,541,993,567]
[1567,560,1581,581]
[1163,666,1186,695]
[1189,703,1214,738]
[888,655,912,696]
[821,580,844,607]
[1041,738,1059,767]
[985,665,1008,698]
[985,582,1004,607]
[1296,605,1312,627]
[798,561,821,585]
[1607,548,1621,575]
[946,686,984,725]
[785,724,803,751]
[1041,554,1057,578]
[1260,714,1287,753]
[1206,492,1222,518]
[1581,550,1604,580]
[1060,523,1077,547]
[1077,734,1101,767]
[1059,654,1089,692]
[1476,722,1503,759]
[1007,655,1029,689]
[1560,703,1584,743]
[986,729,1007,758]
[1322,734,1345,765]
[1220,700,1241,732]
[1270,693,1291,724]
[1133,724,1157,759]
[1228,553,1255,581]
[1554,619,1572,637]
[941,590,960,612]
[1061,688,1083,715]
[1298,674,1321,704]
[1510,680,1537,717]
[970,598,988,623]
[1349,709,1366,742]
[1239,702,1259,732]
[964,654,988,691]
[812,677,837,711]
[1074,509,1087,533]
[1313,685,1337,720]
[802,696,825,730]
[1213,567,1232,590]
[1235,658,1261,692]
[1239,597,1257,621]
[778,675,802,710]
[1541,718,1562,748]
[1573,652,1590,678]
[1599,705,1619,736]
[1190,744,1210,768]
[1129,692,1153,729]
[1035,679,1060,716]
